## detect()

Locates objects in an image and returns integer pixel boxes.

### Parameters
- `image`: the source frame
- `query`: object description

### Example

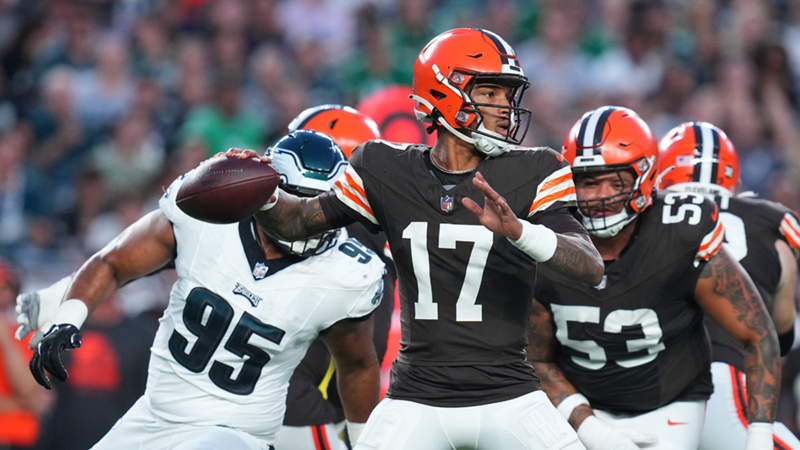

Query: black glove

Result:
[30,324,82,389]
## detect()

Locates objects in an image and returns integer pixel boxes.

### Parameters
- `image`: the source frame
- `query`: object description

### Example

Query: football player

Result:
[279,105,394,450]
[658,121,800,450]
[247,28,604,450]
[25,130,386,450]
[527,106,781,450]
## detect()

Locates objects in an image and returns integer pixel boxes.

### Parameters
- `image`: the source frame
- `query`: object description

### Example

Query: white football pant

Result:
[91,397,272,450]
[592,399,705,449]
[276,423,348,450]
[353,390,585,450]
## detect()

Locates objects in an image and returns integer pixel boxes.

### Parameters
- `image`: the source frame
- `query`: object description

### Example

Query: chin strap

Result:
[410,94,510,157]
[581,209,637,239]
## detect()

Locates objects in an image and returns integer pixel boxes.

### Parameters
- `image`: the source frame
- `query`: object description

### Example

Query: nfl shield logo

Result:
[594,275,607,290]
[441,195,454,212]
[253,262,268,279]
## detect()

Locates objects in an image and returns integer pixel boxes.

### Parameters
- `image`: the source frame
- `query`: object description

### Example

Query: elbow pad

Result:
[778,326,794,357]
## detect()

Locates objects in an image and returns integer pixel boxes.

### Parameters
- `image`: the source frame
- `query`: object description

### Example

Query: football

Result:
[176,156,280,224]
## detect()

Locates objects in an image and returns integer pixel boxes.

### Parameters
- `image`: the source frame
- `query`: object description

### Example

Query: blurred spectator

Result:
[587,0,668,100]
[32,3,99,78]
[0,259,49,449]
[88,108,165,202]
[277,0,355,65]
[34,293,157,450]
[26,67,87,192]
[72,36,135,137]
[0,68,17,134]
[177,76,264,156]
[0,123,49,255]
[131,15,177,90]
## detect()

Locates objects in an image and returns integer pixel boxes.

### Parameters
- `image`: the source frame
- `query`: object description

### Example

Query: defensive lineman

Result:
[26,131,385,450]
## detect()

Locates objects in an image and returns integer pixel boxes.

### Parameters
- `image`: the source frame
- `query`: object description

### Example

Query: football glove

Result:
[29,324,82,390]
[577,415,658,450]
[15,275,72,348]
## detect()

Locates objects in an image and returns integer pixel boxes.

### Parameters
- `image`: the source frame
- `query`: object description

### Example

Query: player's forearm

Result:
[65,255,124,314]
[743,333,781,423]
[254,193,332,241]
[542,233,604,286]
[335,361,380,423]
[531,361,591,430]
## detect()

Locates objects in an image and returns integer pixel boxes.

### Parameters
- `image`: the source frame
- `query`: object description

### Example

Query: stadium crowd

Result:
[1,0,800,448]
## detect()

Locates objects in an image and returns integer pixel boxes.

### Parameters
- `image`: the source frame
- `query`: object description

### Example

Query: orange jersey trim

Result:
[528,186,576,216]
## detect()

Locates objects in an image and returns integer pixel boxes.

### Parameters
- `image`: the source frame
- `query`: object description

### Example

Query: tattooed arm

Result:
[253,191,336,241]
[527,298,591,429]
[544,232,603,286]
[695,247,780,424]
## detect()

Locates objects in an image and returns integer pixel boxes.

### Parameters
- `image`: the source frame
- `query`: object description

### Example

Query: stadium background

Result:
[1,0,800,447]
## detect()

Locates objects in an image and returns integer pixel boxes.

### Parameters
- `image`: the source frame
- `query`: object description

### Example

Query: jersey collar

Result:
[238,218,306,280]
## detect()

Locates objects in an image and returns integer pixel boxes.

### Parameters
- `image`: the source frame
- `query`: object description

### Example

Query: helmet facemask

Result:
[413,69,531,157]
[574,160,653,238]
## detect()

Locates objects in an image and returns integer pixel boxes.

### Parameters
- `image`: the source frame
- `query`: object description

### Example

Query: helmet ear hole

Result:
[429,89,447,101]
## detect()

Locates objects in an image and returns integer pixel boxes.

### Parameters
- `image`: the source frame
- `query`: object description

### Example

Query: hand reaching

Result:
[462,172,523,240]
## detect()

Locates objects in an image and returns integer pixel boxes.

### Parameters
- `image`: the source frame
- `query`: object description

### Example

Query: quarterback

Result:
[251,28,603,450]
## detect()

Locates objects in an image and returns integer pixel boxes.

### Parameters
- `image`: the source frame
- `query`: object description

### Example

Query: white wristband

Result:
[260,188,281,211]
[52,299,89,330]
[508,220,558,262]
[745,422,773,450]
[557,393,590,421]
[346,420,366,445]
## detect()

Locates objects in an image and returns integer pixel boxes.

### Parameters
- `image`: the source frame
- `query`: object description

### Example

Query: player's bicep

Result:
[527,298,558,363]
[695,247,772,344]
[320,315,377,370]
[98,210,176,286]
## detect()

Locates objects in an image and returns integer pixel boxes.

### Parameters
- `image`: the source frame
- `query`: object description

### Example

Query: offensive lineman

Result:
[248,28,604,450]
[658,121,800,450]
[528,106,781,450]
[26,130,386,450]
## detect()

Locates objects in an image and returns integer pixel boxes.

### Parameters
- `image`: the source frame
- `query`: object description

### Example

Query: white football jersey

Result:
[146,175,385,443]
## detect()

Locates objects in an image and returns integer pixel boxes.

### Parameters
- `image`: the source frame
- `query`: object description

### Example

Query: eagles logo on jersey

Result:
[535,191,723,412]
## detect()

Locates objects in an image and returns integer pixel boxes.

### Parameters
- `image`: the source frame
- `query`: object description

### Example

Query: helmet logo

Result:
[456,111,470,124]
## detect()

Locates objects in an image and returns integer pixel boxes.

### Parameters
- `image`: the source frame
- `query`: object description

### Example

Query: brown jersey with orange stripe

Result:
[326,140,582,406]
[535,191,723,413]
[706,194,800,370]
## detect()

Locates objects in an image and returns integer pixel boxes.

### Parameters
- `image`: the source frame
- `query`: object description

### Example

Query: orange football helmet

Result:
[411,28,530,156]
[657,121,740,197]
[288,104,381,158]
[562,106,659,237]
[357,85,435,146]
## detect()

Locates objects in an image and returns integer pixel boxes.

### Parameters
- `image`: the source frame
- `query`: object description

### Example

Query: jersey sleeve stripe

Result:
[332,166,378,224]
[696,220,724,261]
[527,166,577,217]
[780,213,800,252]
[334,180,378,224]
[527,187,577,217]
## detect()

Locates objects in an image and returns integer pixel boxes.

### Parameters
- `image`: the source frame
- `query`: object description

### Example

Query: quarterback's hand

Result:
[462,172,523,240]
[30,324,82,389]
[215,147,271,164]
[577,416,657,450]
